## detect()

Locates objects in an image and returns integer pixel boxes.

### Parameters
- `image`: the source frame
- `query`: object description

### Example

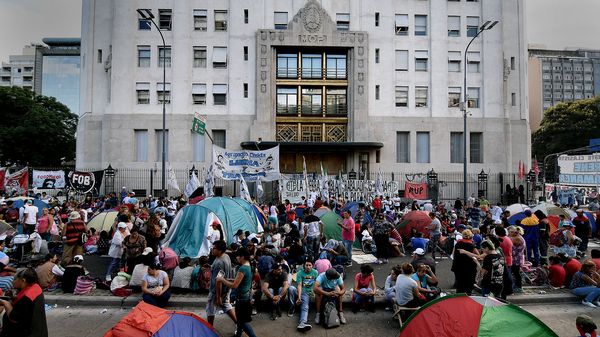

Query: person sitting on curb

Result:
[141,263,171,308]
[546,255,566,288]
[384,266,401,311]
[352,264,377,313]
[570,260,600,308]
[411,264,440,302]
[313,268,347,325]
[288,259,319,332]
[261,263,290,320]
[61,255,86,294]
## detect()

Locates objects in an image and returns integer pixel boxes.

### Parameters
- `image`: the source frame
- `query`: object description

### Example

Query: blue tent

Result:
[199,197,262,242]
[10,198,48,217]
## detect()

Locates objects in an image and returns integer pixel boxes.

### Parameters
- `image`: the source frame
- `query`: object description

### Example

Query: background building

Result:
[78,0,530,191]
[528,46,600,131]
[1,38,81,115]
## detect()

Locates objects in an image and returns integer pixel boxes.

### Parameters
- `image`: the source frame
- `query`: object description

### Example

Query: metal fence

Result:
[26,166,535,205]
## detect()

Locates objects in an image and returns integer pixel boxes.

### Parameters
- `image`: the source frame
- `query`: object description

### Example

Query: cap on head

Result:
[414,248,426,256]
[73,255,84,263]
[117,222,127,229]
[142,247,153,255]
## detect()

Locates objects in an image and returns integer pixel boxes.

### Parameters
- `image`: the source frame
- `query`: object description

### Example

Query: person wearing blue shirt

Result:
[410,232,429,252]
[313,268,346,325]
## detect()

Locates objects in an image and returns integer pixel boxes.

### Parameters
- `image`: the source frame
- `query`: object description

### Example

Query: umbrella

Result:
[10,198,49,217]
[505,203,529,216]
[88,210,119,232]
[531,202,571,218]
[399,294,558,337]
[547,214,560,234]
[397,210,431,237]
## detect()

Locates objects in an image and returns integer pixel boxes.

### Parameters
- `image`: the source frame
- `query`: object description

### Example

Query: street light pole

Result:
[461,20,498,204]
[137,9,167,197]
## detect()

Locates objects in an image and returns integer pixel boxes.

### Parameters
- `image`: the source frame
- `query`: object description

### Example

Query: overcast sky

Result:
[1,0,600,62]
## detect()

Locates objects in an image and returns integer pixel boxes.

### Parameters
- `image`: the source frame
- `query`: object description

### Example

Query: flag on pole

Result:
[375,168,383,196]
[184,170,201,198]
[256,176,264,200]
[533,157,540,178]
[518,161,525,180]
[239,174,252,202]
[167,163,180,192]
[302,156,309,200]
[320,162,329,201]
[203,164,215,197]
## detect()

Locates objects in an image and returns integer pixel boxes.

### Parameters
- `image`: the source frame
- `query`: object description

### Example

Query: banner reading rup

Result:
[212,145,280,182]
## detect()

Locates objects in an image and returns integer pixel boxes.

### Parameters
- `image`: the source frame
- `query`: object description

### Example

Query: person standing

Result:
[23,200,39,235]
[0,268,48,337]
[35,208,52,242]
[303,209,323,261]
[451,229,478,295]
[217,248,258,337]
[206,240,236,327]
[428,212,442,259]
[520,210,540,266]
[573,209,591,258]
[61,211,87,265]
[106,222,127,281]
[337,211,355,267]
[372,213,393,264]
[479,240,505,298]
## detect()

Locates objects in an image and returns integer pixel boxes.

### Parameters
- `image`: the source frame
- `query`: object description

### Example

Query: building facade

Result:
[528,47,600,132]
[1,45,36,90]
[78,0,529,178]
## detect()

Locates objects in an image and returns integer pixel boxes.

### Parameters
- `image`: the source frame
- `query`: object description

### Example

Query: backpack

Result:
[159,247,179,271]
[549,229,566,247]
[199,264,212,290]
[323,301,340,328]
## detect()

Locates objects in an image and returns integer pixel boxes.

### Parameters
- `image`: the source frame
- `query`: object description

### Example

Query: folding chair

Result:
[392,302,420,327]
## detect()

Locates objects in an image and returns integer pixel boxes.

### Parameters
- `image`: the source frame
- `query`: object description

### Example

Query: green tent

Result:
[318,210,361,249]
[199,197,262,243]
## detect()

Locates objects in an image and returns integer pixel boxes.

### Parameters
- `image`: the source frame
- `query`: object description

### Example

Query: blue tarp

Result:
[11,199,48,217]
[154,313,219,337]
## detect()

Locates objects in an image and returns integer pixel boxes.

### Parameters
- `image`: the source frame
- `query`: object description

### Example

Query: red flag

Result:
[5,168,28,195]
[0,168,6,190]
[518,161,525,180]
[533,158,540,177]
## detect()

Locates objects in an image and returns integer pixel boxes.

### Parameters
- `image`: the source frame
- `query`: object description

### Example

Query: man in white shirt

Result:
[491,203,503,222]
[23,200,39,234]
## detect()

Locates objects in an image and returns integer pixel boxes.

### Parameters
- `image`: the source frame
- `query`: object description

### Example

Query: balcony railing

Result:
[301,106,322,115]
[277,67,347,79]
[325,104,347,116]
[276,105,298,115]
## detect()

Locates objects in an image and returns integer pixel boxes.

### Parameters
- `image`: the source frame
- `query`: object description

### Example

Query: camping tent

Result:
[162,197,263,258]
[397,211,431,236]
[317,209,362,249]
[399,294,557,337]
[104,301,219,337]
[87,210,118,232]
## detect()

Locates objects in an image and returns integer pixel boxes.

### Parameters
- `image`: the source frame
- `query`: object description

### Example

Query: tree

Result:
[0,86,78,166]
[532,96,600,181]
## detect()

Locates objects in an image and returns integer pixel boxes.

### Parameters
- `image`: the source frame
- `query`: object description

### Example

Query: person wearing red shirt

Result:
[372,196,382,214]
[337,211,355,267]
[560,253,582,287]
[547,255,566,288]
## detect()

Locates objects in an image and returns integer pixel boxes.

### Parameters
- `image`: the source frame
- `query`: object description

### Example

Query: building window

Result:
[193,46,207,68]
[97,49,102,63]
[395,86,408,107]
[193,9,207,31]
[375,12,380,26]
[417,132,430,163]
[213,84,227,105]
[274,12,288,29]
[467,16,479,37]
[375,48,380,63]
[301,88,322,115]
[302,54,322,78]
[470,132,483,163]
[395,14,409,35]
[450,132,464,163]
[215,10,228,31]
[158,46,171,68]
[467,87,480,108]
[396,132,410,163]
[511,92,516,106]
[192,132,205,162]
[155,130,169,161]
[137,45,151,67]
[467,51,480,73]
[326,54,346,79]
[510,57,515,70]
[448,16,460,36]
[448,87,461,107]
[157,82,171,104]
[415,86,428,107]
[448,51,461,72]
[136,82,150,104]
[213,130,226,148]
[415,15,427,36]
[244,9,249,24]
[326,88,347,115]
[415,50,429,71]
[243,83,248,98]
[375,85,380,100]
[243,46,248,61]
[277,87,297,115]
[158,9,172,30]
[395,50,408,71]
[212,47,228,68]
[277,53,298,78]
[336,13,350,30]
[138,9,152,30]
[134,130,148,162]
[192,83,207,105]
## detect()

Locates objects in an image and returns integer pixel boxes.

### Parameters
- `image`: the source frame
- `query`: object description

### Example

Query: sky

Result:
[1,0,600,62]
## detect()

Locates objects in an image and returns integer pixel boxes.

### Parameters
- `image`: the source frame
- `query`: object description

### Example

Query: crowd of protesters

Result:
[0,188,598,336]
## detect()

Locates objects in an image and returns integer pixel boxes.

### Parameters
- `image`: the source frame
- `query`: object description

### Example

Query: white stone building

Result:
[78,0,530,178]
[1,45,36,90]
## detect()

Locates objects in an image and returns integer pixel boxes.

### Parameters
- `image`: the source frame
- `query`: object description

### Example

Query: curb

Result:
[44,292,579,309]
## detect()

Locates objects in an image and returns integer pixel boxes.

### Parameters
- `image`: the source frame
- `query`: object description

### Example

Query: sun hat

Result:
[68,211,81,220]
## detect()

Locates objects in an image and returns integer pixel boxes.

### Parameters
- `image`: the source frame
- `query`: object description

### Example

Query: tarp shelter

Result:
[340,201,373,225]
[9,197,48,217]
[104,301,219,337]
[399,294,558,337]
[163,197,263,258]
[87,210,118,233]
